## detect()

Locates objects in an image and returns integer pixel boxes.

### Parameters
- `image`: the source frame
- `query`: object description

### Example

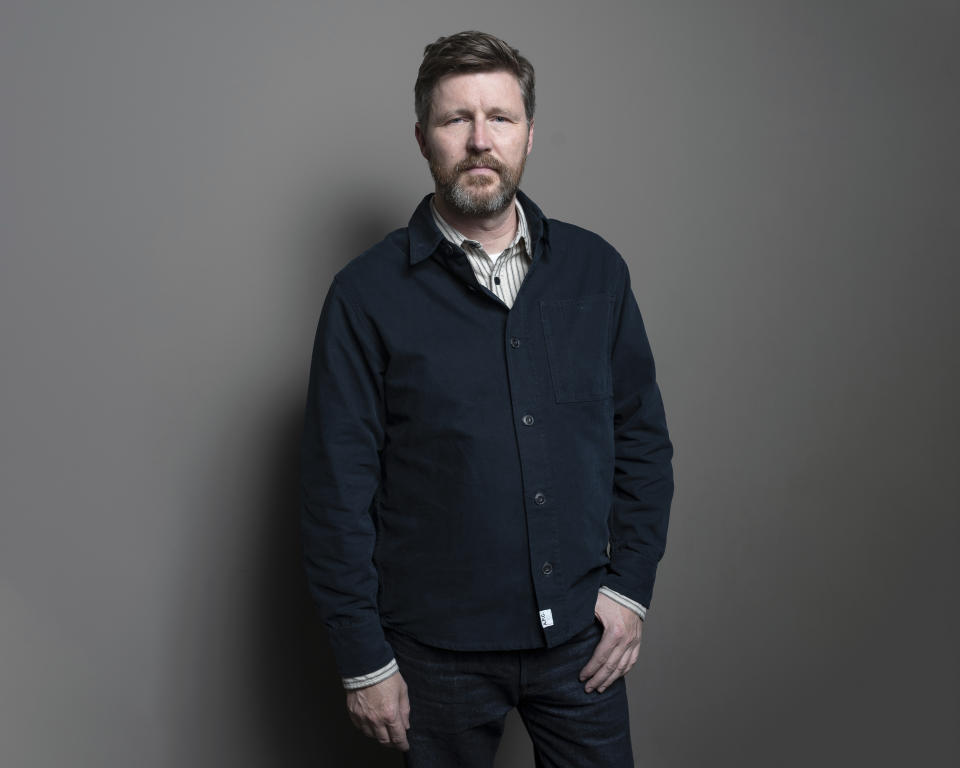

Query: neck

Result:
[433,193,518,254]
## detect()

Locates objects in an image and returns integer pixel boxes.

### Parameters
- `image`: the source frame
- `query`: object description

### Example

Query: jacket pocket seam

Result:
[540,293,614,403]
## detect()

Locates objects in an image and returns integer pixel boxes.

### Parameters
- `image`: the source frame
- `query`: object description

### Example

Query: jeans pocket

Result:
[384,628,511,734]
[540,293,614,403]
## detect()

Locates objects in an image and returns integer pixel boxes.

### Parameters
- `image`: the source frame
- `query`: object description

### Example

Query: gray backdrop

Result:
[2,1,957,766]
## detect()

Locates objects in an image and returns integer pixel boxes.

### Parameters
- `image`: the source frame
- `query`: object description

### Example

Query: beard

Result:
[429,152,526,217]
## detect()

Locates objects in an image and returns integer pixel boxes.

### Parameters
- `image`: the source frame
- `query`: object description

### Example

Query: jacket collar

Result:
[408,188,548,265]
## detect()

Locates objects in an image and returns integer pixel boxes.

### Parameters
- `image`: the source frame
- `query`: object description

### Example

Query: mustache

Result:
[455,155,505,174]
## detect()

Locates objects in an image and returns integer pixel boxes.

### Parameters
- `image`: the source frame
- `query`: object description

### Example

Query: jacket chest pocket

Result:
[539,294,614,403]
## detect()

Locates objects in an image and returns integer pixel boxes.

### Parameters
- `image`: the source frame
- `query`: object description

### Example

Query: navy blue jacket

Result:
[301,191,673,679]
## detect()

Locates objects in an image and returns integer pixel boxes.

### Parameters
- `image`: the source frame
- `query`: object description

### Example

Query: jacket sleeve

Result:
[602,256,674,610]
[300,276,394,679]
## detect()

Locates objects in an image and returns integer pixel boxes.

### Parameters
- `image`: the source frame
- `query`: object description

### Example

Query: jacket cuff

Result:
[602,553,659,610]
[598,586,647,620]
[326,614,395,679]
[342,658,399,690]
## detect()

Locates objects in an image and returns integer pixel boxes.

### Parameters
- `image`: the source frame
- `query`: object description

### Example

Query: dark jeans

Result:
[385,620,634,768]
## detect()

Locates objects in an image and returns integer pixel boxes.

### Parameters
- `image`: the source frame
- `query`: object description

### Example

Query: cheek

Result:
[499,130,528,152]
[505,140,528,161]
[427,140,458,164]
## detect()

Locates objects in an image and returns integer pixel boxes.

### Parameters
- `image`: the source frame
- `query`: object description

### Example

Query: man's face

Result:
[416,70,534,217]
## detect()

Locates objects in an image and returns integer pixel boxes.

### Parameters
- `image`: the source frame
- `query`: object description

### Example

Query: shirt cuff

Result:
[599,586,648,620]
[342,658,399,690]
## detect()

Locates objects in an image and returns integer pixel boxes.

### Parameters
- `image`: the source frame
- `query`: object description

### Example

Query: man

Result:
[301,31,673,767]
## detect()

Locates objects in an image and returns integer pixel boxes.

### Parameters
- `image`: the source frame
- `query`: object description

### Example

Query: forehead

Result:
[431,70,525,114]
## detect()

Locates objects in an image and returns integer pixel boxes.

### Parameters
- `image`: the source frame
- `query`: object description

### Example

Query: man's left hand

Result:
[578,592,643,693]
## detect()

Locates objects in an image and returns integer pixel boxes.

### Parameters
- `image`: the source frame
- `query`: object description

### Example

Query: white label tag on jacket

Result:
[539,609,554,628]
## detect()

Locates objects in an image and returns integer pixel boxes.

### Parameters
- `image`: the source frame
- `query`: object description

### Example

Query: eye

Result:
[446,117,466,125]
[491,116,509,123]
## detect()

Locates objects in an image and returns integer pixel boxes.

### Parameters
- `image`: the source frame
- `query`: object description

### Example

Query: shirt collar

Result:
[408,189,548,265]
[429,197,529,259]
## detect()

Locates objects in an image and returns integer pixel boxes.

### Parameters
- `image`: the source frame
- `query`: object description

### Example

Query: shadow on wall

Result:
[160,201,408,766]
[245,201,408,765]
[249,403,401,767]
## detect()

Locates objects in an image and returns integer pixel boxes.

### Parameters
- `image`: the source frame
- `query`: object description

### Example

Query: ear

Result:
[415,123,429,159]
[525,118,535,156]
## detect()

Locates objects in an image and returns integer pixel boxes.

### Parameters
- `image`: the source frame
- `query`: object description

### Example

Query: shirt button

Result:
[541,562,553,576]
[534,492,546,505]
[522,414,534,426]
[510,337,520,348]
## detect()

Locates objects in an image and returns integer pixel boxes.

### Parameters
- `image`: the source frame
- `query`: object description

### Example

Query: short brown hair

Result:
[414,31,535,126]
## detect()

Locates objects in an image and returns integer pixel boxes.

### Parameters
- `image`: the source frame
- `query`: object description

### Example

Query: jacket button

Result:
[534,492,546,505]
[510,337,520,348]
[541,562,553,576]
[522,414,534,426]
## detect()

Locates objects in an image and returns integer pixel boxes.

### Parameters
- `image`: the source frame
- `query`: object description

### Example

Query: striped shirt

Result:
[430,196,532,309]
[341,195,646,690]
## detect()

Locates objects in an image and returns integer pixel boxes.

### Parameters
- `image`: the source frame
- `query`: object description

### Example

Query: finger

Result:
[385,727,408,750]
[596,649,634,693]
[578,631,619,682]
[400,687,411,730]
[580,622,629,687]
[597,637,642,693]
[585,644,628,693]
[584,634,628,691]
[386,719,410,751]
[373,722,392,746]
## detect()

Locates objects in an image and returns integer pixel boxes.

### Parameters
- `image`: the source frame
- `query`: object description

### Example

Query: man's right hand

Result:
[345,671,411,751]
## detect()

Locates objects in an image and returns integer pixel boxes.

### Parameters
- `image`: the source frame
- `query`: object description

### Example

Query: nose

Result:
[467,119,492,153]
